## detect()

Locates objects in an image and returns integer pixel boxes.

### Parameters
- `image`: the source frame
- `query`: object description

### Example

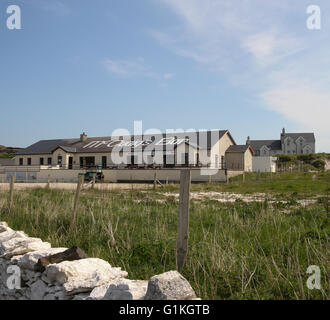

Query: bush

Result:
[297,154,317,163]
[312,159,325,170]
[278,155,292,162]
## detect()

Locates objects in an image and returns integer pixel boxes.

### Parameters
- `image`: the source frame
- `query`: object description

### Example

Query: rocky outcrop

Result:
[0,222,198,300]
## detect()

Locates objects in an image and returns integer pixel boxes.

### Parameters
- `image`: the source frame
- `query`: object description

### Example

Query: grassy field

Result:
[0,171,329,300]
[173,171,330,199]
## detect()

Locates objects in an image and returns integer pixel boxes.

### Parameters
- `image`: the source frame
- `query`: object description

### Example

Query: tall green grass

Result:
[0,187,328,300]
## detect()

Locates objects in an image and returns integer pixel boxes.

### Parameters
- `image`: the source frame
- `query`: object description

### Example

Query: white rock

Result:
[88,279,148,300]
[45,258,127,295]
[0,230,27,244]
[17,248,68,270]
[1,238,51,258]
[30,280,47,300]
[0,222,8,233]
[144,270,197,300]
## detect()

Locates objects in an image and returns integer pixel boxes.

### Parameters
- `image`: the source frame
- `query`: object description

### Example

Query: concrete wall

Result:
[252,156,277,172]
[0,167,244,183]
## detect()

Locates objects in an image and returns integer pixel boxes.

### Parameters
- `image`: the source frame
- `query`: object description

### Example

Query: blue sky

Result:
[0,0,329,151]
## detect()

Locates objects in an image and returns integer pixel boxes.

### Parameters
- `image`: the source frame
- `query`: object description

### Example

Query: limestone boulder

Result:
[0,237,51,259]
[17,248,68,270]
[144,270,197,300]
[45,258,128,295]
[0,230,27,245]
[88,279,148,300]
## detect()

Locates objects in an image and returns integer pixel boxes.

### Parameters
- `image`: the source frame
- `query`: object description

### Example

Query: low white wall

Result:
[0,168,244,183]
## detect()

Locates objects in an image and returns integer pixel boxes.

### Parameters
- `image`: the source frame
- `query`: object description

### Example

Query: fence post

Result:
[47,174,50,189]
[176,169,191,272]
[8,175,15,213]
[70,175,84,230]
[242,172,245,183]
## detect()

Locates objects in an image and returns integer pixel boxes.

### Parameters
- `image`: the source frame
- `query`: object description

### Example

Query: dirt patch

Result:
[161,191,317,205]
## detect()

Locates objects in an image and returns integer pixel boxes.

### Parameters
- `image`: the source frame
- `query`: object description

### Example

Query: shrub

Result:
[297,154,317,163]
[312,160,325,170]
[277,155,292,162]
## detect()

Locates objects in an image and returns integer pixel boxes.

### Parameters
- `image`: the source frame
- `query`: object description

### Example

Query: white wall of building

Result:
[252,156,277,172]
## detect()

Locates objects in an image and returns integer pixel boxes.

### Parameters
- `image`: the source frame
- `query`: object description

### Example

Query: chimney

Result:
[282,128,286,135]
[80,132,87,142]
[246,136,250,145]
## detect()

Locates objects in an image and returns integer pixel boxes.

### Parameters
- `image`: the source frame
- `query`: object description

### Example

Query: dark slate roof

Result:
[248,140,282,151]
[226,145,253,154]
[16,130,234,155]
[284,133,315,143]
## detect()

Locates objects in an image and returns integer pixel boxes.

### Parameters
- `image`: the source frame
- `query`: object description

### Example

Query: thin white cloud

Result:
[241,30,303,66]
[102,59,175,80]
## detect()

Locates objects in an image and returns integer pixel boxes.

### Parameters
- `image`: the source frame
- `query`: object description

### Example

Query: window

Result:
[19,158,23,166]
[102,156,107,169]
[47,158,52,166]
[58,156,62,165]
[40,158,44,166]
[27,158,31,166]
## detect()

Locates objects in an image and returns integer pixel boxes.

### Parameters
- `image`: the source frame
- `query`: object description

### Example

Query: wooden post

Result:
[209,175,212,183]
[47,174,50,189]
[8,175,15,213]
[242,172,245,183]
[176,169,191,272]
[226,171,229,184]
[70,175,84,230]
[166,176,169,185]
